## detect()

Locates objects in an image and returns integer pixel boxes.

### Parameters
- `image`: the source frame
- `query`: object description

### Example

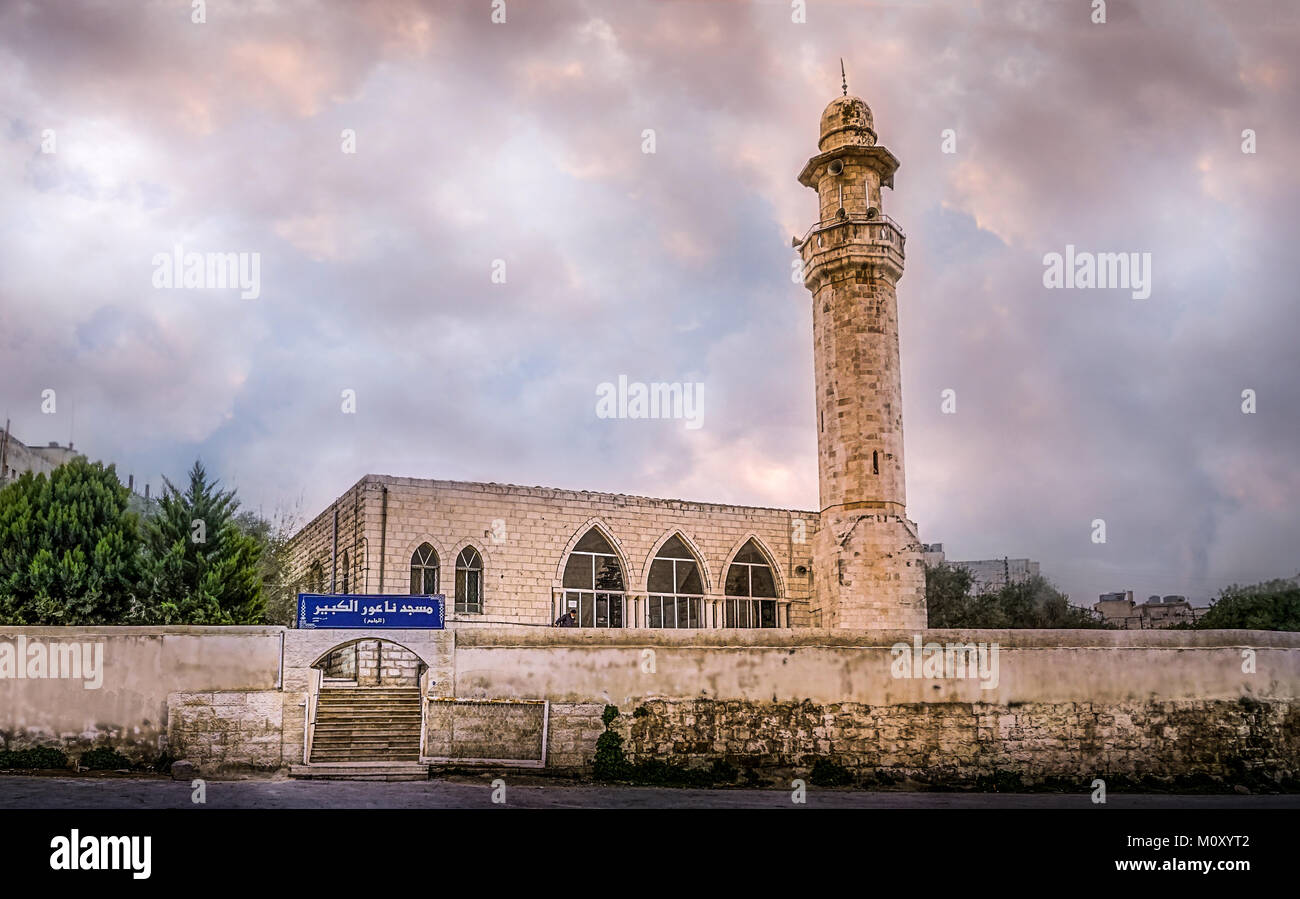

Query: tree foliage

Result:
[925,564,1109,629]
[1196,578,1300,631]
[0,459,140,624]
[233,505,303,626]
[137,461,264,624]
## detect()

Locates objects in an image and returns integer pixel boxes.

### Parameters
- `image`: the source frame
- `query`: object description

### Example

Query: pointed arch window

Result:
[724,539,779,628]
[307,560,325,594]
[646,535,704,628]
[561,529,625,627]
[456,546,483,614]
[410,543,439,595]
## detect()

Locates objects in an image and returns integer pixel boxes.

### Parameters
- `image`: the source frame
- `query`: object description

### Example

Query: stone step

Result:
[315,711,423,719]
[314,722,422,731]
[317,700,421,708]
[291,762,427,781]
[312,734,420,744]
[313,734,421,743]
[306,753,418,763]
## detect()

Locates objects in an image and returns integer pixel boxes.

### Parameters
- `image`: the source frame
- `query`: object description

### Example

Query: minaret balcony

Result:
[798,213,906,285]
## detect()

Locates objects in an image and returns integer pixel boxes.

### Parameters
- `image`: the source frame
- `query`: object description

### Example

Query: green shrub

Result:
[0,746,69,770]
[592,730,630,781]
[80,746,133,770]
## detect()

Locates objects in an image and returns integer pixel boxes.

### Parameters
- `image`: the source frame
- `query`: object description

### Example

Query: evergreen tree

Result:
[139,460,264,624]
[0,459,140,624]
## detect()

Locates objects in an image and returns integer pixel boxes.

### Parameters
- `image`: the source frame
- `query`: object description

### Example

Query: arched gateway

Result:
[307,639,428,763]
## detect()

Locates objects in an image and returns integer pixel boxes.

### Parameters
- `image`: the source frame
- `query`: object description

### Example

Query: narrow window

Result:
[873,450,879,474]
[455,547,483,614]
[410,543,439,595]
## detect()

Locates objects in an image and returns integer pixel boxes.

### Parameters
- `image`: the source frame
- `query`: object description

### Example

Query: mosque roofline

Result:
[355,473,819,517]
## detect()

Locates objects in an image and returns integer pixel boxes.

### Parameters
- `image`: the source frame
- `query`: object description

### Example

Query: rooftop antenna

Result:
[841,58,848,96]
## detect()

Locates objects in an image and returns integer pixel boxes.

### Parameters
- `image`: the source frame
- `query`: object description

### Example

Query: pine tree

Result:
[0,459,140,624]
[139,460,265,624]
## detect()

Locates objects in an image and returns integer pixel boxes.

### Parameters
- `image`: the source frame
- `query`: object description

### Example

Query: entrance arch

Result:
[307,639,429,763]
[311,638,428,687]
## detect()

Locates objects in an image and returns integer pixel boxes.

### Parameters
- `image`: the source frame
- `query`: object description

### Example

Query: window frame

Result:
[410,543,440,596]
[455,546,483,614]
[645,537,704,629]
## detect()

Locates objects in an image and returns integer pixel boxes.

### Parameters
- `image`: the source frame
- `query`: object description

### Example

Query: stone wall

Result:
[449,627,1300,706]
[3,626,1299,787]
[358,640,422,685]
[320,645,355,680]
[611,697,1300,787]
[0,627,281,763]
[545,703,608,769]
[167,691,284,771]
[425,699,547,763]
[287,475,818,628]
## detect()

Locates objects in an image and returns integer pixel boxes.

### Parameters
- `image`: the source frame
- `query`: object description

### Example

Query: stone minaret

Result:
[797,91,926,630]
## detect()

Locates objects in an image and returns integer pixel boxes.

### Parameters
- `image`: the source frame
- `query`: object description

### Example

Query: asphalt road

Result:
[2,774,1298,809]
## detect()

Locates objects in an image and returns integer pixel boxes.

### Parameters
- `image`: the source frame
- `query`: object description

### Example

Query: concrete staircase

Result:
[309,686,423,763]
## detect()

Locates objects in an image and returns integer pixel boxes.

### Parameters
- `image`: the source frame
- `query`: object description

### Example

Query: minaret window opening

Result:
[873,450,879,475]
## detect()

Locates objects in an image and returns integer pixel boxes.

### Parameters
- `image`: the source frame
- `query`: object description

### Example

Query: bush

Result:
[808,758,854,787]
[592,730,630,781]
[0,746,70,770]
[80,746,133,770]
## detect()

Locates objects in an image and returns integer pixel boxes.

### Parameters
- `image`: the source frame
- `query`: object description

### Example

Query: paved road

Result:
[2,775,1297,808]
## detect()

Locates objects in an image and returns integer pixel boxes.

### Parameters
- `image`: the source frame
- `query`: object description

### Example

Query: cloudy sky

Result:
[1,0,1296,607]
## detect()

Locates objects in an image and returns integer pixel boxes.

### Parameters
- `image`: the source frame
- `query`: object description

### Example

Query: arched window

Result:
[410,543,439,595]
[455,546,483,614]
[646,535,704,628]
[307,560,325,594]
[340,551,350,595]
[724,538,779,628]
[561,528,625,627]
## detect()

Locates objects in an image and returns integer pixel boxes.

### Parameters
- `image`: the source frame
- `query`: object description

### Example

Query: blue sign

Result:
[296,594,445,629]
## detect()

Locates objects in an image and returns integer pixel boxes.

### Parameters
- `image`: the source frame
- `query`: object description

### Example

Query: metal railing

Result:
[798,211,907,247]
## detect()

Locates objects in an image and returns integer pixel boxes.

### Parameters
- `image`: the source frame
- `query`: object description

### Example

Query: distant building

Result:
[0,424,156,517]
[0,424,81,484]
[921,544,1041,594]
[1093,590,1207,629]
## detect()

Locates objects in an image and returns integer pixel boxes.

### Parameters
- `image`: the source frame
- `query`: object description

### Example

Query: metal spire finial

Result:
[840,58,847,96]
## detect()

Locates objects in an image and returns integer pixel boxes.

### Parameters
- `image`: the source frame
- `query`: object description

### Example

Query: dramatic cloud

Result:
[1,0,1296,607]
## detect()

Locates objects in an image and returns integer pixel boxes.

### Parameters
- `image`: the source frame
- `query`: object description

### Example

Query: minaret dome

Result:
[818,95,877,151]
